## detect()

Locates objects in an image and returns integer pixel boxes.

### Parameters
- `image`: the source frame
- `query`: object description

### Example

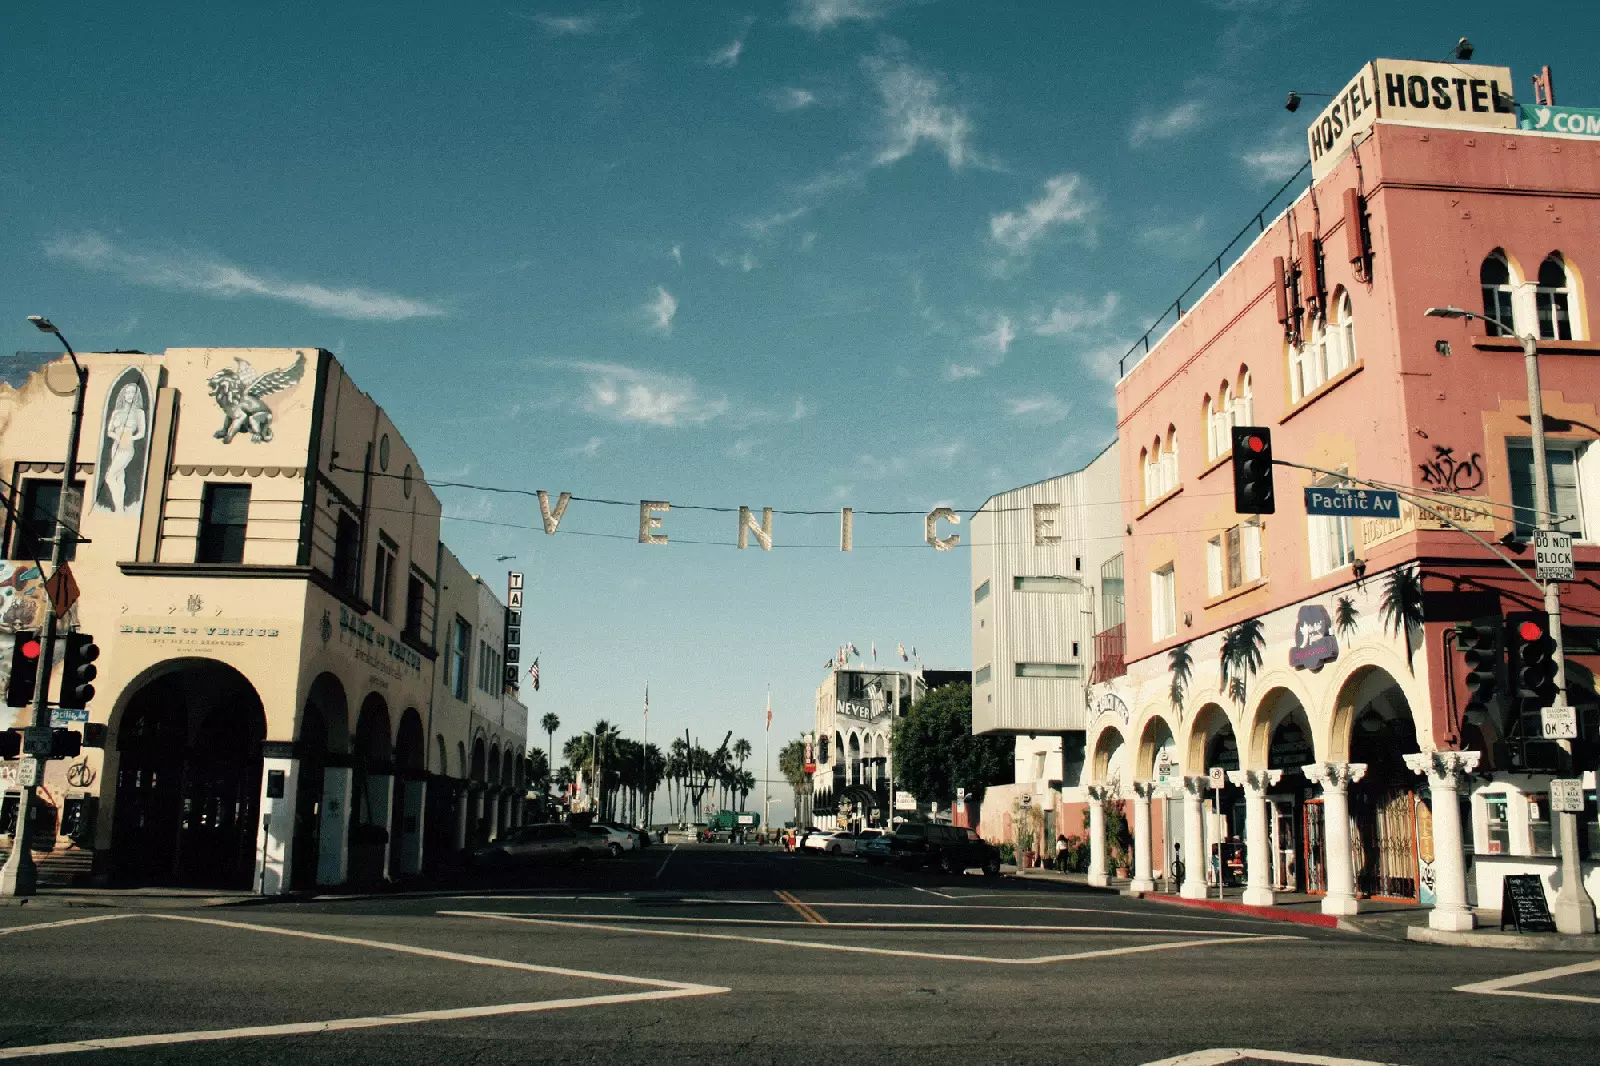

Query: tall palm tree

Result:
[540,712,560,801]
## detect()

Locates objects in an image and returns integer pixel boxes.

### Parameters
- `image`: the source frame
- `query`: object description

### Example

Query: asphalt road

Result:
[3,844,1598,1065]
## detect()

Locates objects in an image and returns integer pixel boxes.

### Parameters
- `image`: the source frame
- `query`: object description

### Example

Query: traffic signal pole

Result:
[1,341,87,897]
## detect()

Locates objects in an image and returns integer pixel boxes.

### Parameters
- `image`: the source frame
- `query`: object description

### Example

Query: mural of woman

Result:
[94,369,151,514]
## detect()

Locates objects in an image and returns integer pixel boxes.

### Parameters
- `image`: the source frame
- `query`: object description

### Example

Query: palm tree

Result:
[1219,617,1266,707]
[1381,565,1425,673]
[779,738,809,825]
[1335,595,1360,642]
[1168,642,1193,715]
[540,712,560,801]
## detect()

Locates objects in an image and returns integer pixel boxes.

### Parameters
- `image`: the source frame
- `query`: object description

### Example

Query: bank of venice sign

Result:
[1519,104,1600,138]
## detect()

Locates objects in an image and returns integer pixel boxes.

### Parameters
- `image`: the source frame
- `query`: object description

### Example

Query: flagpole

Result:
[642,684,649,830]
[763,687,771,835]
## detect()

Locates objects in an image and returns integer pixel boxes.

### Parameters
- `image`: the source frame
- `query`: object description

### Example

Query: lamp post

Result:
[1425,305,1597,934]
[1,317,89,897]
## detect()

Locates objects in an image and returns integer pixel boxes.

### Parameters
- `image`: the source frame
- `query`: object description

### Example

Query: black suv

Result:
[862,822,1001,876]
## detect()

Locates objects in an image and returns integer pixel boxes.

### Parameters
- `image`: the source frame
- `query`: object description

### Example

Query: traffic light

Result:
[1455,619,1502,725]
[50,727,81,759]
[0,729,19,759]
[1231,427,1276,514]
[1511,616,1558,703]
[60,631,99,709]
[6,630,42,707]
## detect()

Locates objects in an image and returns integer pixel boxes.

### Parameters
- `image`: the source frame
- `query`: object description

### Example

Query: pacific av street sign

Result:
[1304,487,1401,518]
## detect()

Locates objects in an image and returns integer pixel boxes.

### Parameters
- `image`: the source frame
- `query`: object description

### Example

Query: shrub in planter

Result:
[998,842,1016,865]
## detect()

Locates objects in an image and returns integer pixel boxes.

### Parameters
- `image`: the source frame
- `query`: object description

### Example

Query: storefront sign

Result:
[1500,873,1556,933]
[120,619,283,651]
[894,790,917,811]
[1289,604,1339,672]
[337,606,422,677]
[1092,691,1130,727]
[1360,492,1495,551]
[1310,59,1516,180]
[1519,104,1600,138]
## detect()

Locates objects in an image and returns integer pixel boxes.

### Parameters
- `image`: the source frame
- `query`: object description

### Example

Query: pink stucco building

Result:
[1085,57,1600,930]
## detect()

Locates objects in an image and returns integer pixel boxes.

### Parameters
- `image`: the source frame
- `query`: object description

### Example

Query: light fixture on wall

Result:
[1454,37,1474,61]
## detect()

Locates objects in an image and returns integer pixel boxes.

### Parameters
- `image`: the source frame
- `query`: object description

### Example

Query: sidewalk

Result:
[0,886,275,911]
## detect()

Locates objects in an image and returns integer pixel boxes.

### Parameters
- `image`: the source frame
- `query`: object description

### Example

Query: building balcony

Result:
[1091,623,1126,683]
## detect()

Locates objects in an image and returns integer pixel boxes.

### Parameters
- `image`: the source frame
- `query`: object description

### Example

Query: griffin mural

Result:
[207,353,306,443]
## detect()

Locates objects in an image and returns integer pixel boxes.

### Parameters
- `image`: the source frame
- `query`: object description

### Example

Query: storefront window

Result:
[1528,793,1556,857]
[1581,791,1599,860]
[1483,794,1510,855]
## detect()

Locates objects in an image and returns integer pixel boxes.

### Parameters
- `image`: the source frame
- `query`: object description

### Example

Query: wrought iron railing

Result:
[1091,623,1126,683]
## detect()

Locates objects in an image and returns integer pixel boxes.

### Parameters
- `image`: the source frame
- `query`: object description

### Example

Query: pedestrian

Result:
[1054,834,1069,872]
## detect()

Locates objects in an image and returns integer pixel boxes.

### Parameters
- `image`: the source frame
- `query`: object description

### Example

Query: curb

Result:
[1407,925,1600,952]
[1141,892,1342,929]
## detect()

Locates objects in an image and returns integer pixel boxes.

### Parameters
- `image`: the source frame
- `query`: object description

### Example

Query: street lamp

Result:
[1425,304,1597,935]
[1,317,91,897]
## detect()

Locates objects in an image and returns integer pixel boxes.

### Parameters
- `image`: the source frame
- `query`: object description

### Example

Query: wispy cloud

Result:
[945,312,1015,381]
[707,31,746,67]
[1129,100,1210,146]
[521,13,597,35]
[1137,216,1208,247]
[569,436,605,457]
[670,244,682,265]
[1006,393,1070,424]
[714,250,759,272]
[1031,292,1120,336]
[1239,129,1306,180]
[792,397,810,420]
[560,361,729,427]
[866,56,979,169]
[645,286,677,332]
[774,87,817,111]
[978,314,1016,358]
[943,362,982,381]
[790,0,889,31]
[43,230,444,321]
[728,437,759,459]
[989,174,1094,257]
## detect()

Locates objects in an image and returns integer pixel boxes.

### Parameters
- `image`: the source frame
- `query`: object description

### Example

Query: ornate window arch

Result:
[1290,291,1356,402]
[1480,249,1516,335]
[1537,253,1577,340]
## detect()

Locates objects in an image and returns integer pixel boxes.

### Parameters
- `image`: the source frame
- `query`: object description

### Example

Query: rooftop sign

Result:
[1309,59,1516,180]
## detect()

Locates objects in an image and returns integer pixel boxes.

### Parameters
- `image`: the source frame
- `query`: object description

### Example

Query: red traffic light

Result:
[1247,435,1265,452]
[20,639,40,660]
[1517,620,1544,642]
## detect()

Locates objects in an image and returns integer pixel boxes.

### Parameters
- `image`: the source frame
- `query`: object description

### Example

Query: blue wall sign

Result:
[1304,487,1399,517]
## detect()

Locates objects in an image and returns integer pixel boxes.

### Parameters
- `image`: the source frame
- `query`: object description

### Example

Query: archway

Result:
[1334,666,1422,900]
[349,693,392,882]
[290,672,347,890]
[110,659,266,888]
[848,733,861,787]
[1254,689,1314,893]
[1185,703,1241,885]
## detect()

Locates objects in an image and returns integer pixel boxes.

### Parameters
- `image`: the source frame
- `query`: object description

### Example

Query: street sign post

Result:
[1534,530,1574,583]
[1551,778,1585,814]
[1541,706,1578,741]
[1303,487,1401,518]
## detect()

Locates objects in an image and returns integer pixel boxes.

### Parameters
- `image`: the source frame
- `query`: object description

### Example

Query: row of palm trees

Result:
[536,713,758,825]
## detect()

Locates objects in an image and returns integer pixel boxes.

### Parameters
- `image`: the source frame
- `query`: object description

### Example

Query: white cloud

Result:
[670,244,682,265]
[43,230,444,321]
[714,250,759,272]
[645,286,677,332]
[570,436,605,457]
[1129,100,1210,146]
[989,173,1094,256]
[1137,216,1208,247]
[565,361,729,427]
[1031,292,1120,336]
[866,57,978,169]
[857,453,911,477]
[775,87,817,111]
[790,0,887,31]
[943,362,982,381]
[928,439,965,467]
[792,397,810,420]
[708,35,744,67]
[729,438,759,459]
[1006,393,1070,424]
[1239,132,1307,180]
[977,314,1016,358]
[527,13,596,35]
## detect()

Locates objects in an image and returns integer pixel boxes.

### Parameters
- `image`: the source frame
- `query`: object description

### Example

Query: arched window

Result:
[1328,290,1356,376]
[1207,370,1254,461]
[1537,253,1576,341]
[1234,368,1254,426]
[1481,250,1515,336]
[1289,294,1356,403]
[1143,432,1179,503]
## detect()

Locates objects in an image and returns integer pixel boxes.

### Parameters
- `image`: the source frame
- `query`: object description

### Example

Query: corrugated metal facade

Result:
[970,442,1121,735]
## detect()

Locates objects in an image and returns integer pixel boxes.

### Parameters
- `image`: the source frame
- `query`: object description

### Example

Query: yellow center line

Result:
[775,890,828,924]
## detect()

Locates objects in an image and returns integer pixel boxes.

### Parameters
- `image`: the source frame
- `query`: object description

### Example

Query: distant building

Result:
[968,442,1121,850]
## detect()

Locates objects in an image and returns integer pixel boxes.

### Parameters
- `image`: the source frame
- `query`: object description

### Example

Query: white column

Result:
[395,779,426,876]
[1230,769,1282,907]
[1304,762,1366,916]
[254,755,299,896]
[317,766,352,886]
[1405,751,1480,931]
[487,793,501,842]
[1181,776,1208,899]
[453,784,469,852]
[1086,785,1109,887]
[1130,782,1156,894]
[366,773,395,880]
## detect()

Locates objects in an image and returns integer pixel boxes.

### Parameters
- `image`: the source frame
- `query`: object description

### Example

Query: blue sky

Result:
[3,1,1593,811]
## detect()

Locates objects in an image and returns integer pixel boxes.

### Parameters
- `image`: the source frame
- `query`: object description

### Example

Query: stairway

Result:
[0,847,95,887]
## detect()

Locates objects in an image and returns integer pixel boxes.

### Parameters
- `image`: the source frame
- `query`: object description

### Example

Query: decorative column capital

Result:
[1086,785,1111,802]
[1403,750,1480,789]
[1131,781,1158,799]
[1303,762,1368,791]
[1226,769,1282,794]
[1182,775,1210,797]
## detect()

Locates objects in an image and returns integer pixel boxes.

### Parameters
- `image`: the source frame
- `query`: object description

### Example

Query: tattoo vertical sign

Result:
[505,572,523,693]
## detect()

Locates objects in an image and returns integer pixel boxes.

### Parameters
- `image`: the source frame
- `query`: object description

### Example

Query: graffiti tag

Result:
[1418,446,1484,492]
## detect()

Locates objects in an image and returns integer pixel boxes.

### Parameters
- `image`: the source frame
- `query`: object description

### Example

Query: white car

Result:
[584,824,638,855]
[804,831,860,856]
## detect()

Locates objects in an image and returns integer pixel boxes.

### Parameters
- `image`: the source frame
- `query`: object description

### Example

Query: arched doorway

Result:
[1257,691,1314,893]
[111,659,266,888]
[349,693,393,882]
[291,672,348,890]
[1187,704,1240,888]
[1336,667,1422,900]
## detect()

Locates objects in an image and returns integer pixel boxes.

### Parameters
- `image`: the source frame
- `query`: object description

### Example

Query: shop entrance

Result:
[1341,667,1422,901]
[110,659,266,888]
[1264,704,1314,893]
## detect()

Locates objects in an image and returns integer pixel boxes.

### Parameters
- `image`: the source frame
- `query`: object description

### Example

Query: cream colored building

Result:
[0,347,526,891]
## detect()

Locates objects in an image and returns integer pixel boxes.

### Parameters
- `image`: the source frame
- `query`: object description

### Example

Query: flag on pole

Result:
[644,685,649,720]
[849,642,859,657]
[528,657,541,691]
[765,690,772,730]
[871,642,877,662]
[898,642,907,661]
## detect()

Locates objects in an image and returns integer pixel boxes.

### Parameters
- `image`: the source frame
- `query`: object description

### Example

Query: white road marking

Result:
[447,910,1301,966]
[1454,957,1600,1005]
[0,912,728,1060]
[655,845,678,880]
[0,914,139,937]
[438,909,1271,938]
[1136,1050,1408,1066]
[912,886,958,899]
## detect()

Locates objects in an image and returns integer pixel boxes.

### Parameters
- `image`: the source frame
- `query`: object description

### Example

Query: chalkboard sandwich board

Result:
[1500,873,1557,933]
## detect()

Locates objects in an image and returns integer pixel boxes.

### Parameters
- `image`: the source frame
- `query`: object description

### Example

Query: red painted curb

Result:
[1144,892,1341,928]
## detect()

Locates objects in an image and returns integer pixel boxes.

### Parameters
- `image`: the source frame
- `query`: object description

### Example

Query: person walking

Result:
[1055,834,1070,872]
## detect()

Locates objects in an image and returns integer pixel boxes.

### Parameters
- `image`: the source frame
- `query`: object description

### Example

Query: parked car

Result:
[803,830,858,856]
[794,828,833,852]
[470,822,608,867]
[585,824,639,856]
[861,823,1001,876]
[600,822,650,850]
